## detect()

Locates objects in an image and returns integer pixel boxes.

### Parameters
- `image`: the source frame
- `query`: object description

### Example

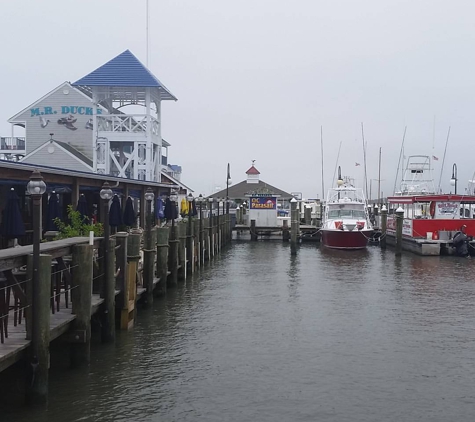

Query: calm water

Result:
[2,242,475,421]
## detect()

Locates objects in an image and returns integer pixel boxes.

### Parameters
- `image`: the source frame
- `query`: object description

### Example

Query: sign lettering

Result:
[250,197,276,210]
[30,106,102,117]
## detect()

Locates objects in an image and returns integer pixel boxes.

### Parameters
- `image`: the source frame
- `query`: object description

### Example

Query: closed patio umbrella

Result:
[164,198,178,221]
[45,191,61,231]
[0,188,25,240]
[191,199,198,217]
[180,197,188,217]
[109,195,122,227]
[155,197,165,220]
[123,197,136,227]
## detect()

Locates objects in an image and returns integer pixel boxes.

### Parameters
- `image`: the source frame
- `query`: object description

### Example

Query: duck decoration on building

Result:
[39,116,50,128]
[57,114,78,131]
[85,118,93,130]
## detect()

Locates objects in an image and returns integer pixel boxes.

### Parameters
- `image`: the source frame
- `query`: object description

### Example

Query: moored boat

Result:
[386,155,475,255]
[320,169,373,249]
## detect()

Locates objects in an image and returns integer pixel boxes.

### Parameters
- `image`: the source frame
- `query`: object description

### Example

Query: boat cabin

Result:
[386,194,475,240]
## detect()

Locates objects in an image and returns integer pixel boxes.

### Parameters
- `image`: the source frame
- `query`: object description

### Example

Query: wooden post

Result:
[26,254,52,405]
[304,206,311,225]
[380,205,388,250]
[208,215,214,259]
[186,218,194,274]
[168,223,179,287]
[178,222,187,280]
[102,237,116,342]
[70,244,93,366]
[395,207,404,256]
[282,219,290,242]
[250,219,257,241]
[115,232,131,330]
[143,224,156,306]
[194,217,201,269]
[126,233,140,324]
[156,226,169,295]
[290,199,298,255]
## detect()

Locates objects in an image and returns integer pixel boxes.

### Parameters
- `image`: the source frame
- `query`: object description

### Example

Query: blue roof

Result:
[72,50,176,99]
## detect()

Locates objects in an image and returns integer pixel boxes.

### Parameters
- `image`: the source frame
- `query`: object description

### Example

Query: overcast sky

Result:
[2,0,475,199]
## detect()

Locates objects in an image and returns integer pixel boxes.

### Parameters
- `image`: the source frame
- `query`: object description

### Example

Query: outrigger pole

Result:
[332,141,342,188]
[393,126,407,195]
[437,126,451,194]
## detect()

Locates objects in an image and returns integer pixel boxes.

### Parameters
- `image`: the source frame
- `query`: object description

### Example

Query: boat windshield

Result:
[328,209,366,219]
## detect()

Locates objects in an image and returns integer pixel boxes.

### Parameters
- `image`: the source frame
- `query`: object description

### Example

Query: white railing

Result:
[0,137,26,151]
[97,114,159,136]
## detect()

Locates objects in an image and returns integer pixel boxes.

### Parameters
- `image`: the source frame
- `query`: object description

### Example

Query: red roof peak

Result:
[246,165,260,175]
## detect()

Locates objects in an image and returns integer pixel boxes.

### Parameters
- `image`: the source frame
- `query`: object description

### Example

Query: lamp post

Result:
[144,187,155,305]
[26,169,46,402]
[450,163,457,195]
[99,181,113,341]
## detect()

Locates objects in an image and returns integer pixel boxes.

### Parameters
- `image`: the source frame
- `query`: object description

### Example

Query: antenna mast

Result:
[437,126,451,193]
[393,126,407,194]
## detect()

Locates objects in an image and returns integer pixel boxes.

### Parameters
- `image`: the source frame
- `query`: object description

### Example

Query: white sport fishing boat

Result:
[320,168,373,249]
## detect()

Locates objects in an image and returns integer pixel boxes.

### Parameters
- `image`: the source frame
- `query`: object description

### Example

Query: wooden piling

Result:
[395,207,404,256]
[156,227,169,295]
[143,226,156,306]
[304,206,311,225]
[290,199,298,255]
[26,254,52,405]
[208,215,214,259]
[168,223,179,287]
[126,233,140,325]
[194,217,201,269]
[116,232,134,330]
[178,222,187,280]
[250,219,257,241]
[70,244,93,367]
[186,218,194,274]
[102,237,116,342]
[380,206,388,250]
[282,219,290,242]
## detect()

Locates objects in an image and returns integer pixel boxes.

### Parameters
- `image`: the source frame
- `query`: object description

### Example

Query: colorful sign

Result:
[435,201,459,218]
[250,197,276,210]
[30,106,102,117]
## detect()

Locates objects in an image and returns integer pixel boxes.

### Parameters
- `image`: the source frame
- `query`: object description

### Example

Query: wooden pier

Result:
[0,214,232,404]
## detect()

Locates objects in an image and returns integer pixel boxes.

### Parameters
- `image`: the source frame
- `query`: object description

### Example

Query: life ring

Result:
[429,201,436,218]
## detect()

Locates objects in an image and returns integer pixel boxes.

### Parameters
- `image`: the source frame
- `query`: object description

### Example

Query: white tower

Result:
[73,50,177,181]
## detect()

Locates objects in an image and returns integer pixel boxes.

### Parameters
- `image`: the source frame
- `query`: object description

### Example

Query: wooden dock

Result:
[0,214,233,404]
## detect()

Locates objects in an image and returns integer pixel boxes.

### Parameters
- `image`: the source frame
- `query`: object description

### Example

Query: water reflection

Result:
[2,242,475,421]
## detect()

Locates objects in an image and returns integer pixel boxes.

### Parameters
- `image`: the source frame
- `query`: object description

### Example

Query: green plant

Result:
[54,205,103,239]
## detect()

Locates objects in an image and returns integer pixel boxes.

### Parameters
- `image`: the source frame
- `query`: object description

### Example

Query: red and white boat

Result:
[321,171,373,249]
[386,155,475,255]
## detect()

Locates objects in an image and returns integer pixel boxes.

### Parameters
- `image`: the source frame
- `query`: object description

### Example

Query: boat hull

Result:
[321,229,373,249]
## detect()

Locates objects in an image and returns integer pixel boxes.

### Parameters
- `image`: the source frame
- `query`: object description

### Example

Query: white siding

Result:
[22,145,91,172]
[14,83,99,157]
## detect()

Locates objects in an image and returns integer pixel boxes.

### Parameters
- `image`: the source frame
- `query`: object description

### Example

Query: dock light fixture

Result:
[27,169,46,368]
[450,163,457,195]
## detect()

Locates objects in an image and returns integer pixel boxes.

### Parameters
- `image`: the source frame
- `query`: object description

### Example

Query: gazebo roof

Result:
[210,180,293,200]
[72,50,177,100]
